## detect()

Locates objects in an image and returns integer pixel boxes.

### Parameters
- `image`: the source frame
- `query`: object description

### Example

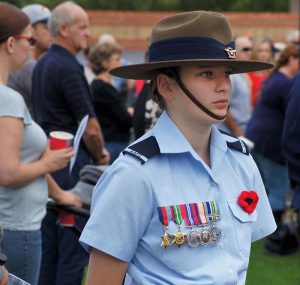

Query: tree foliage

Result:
[6,0,289,11]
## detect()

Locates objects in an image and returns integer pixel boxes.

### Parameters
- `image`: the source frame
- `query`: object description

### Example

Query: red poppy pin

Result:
[238,191,259,214]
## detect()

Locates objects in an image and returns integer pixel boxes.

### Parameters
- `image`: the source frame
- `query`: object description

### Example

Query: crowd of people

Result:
[0,2,299,285]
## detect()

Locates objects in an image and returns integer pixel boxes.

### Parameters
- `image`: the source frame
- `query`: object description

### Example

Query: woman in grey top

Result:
[0,3,81,285]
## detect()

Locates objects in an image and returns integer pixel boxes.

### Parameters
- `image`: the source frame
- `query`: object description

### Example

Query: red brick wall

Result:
[87,11,299,50]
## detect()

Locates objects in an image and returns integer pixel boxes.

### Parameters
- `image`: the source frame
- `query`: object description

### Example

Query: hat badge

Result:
[224,47,236,59]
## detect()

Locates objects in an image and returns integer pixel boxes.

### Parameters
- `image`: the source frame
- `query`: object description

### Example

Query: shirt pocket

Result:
[228,200,257,257]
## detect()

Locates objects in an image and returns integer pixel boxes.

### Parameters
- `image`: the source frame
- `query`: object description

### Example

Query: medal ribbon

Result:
[172,205,183,226]
[184,204,193,227]
[205,201,212,217]
[179,204,190,226]
[157,206,169,227]
[169,205,175,221]
[210,201,221,221]
[197,202,208,225]
[191,203,200,225]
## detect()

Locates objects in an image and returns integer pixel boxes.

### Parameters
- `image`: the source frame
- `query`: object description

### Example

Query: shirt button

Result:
[219,242,224,249]
[228,268,234,274]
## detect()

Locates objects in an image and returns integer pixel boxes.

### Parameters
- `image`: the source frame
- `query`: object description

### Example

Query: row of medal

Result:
[157,201,221,249]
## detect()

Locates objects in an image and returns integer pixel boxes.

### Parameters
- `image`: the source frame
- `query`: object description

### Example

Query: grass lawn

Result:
[246,239,300,285]
[82,239,300,284]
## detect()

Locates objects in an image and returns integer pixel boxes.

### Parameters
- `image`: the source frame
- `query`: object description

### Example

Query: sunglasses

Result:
[14,34,37,46]
[240,47,253,52]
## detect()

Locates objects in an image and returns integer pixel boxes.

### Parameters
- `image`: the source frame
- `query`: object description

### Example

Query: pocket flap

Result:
[228,200,257,222]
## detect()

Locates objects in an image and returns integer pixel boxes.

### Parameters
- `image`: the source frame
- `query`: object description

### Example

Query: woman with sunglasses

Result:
[0,3,81,284]
[80,11,276,285]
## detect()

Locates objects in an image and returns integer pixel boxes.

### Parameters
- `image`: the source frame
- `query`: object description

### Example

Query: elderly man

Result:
[32,2,109,284]
[8,4,51,115]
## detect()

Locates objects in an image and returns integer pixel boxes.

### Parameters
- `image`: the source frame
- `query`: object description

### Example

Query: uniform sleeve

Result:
[80,159,154,262]
[0,87,32,125]
[250,157,276,242]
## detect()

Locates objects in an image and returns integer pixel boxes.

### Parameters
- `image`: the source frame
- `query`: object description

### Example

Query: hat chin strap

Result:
[168,69,227,121]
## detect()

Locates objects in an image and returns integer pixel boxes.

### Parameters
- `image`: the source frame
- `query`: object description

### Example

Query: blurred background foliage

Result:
[6,0,290,11]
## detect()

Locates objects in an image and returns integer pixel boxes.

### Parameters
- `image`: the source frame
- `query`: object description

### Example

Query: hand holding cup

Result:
[41,131,75,173]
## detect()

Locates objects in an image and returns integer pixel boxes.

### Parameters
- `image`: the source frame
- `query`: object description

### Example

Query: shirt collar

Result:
[49,44,80,66]
[152,111,228,157]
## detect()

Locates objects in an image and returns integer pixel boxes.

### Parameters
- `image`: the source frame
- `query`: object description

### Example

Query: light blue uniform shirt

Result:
[80,111,276,285]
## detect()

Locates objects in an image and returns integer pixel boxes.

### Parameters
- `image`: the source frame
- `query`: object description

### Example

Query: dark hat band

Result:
[149,37,236,62]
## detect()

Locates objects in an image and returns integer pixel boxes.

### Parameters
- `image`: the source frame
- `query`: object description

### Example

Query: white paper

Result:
[69,115,89,173]
[8,273,30,285]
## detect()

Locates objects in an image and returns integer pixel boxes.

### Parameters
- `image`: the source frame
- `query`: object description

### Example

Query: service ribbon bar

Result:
[157,206,169,227]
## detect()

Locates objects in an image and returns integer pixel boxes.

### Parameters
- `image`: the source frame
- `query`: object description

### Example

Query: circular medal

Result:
[173,230,186,247]
[199,228,211,245]
[210,226,221,244]
[187,230,200,248]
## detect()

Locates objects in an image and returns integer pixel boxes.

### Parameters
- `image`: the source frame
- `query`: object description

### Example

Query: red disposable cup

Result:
[49,131,74,150]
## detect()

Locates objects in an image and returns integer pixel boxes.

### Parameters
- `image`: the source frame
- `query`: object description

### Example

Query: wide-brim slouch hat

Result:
[110,11,273,80]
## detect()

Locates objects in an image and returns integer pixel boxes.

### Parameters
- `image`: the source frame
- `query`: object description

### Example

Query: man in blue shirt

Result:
[32,2,109,284]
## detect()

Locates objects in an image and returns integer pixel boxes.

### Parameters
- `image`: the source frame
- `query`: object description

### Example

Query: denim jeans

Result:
[253,152,290,211]
[2,229,41,285]
[38,210,88,285]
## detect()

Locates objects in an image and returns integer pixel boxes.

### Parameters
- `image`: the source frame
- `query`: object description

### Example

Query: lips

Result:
[213,99,229,108]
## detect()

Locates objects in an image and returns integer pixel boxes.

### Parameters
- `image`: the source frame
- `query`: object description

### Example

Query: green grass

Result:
[82,239,300,284]
[246,239,300,285]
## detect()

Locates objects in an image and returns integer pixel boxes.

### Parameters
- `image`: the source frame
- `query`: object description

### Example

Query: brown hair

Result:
[149,67,180,109]
[258,44,298,98]
[0,3,30,44]
[264,44,298,81]
[88,43,122,75]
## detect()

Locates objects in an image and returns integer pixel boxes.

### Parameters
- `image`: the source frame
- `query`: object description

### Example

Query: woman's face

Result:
[11,24,33,70]
[107,52,121,70]
[165,65,232,125]
[256,41,273,62]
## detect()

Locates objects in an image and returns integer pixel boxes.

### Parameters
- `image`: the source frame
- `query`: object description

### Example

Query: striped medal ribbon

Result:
[157,206,171,249]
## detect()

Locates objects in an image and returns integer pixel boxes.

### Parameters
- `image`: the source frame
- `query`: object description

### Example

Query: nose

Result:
[86,28,91,38]
[215,75,231,94]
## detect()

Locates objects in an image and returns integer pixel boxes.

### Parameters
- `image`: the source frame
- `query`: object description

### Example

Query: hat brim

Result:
[110,59,273,80]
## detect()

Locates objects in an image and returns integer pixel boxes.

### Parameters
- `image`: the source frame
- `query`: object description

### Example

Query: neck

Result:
[97,71,112,84]
[279,66,295,78]
[32,48,45,60]
[0,56,11,85]
[167,110,212,166]
[53,38,77,55]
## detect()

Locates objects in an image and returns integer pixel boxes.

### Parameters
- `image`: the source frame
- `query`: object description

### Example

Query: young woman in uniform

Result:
[80,10,276,285]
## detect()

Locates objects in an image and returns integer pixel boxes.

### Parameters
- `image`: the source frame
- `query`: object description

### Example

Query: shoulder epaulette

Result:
[122,136,160,164]
[219,129,250,155]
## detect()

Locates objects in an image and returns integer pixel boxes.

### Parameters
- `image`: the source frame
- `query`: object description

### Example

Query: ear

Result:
[157,73,175,101]
[59,23,69,38]
[5,37,15,54]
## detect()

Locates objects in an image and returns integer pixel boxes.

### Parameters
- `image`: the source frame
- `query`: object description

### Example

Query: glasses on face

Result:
[240,47,253,52]
[14,34,37,46]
